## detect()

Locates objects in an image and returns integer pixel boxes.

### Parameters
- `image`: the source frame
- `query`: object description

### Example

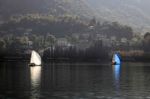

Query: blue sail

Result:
[112,53,121,65]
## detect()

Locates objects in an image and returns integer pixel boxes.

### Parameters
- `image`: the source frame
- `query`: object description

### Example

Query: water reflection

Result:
[112,64,121,95]
[30,66,41,99]
[1,62,150,98]
[113,65,121,81]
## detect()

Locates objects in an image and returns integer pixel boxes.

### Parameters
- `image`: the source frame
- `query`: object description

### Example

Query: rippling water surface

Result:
[0,62,150,99]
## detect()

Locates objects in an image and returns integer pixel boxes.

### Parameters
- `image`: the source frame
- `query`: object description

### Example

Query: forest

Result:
[0,14,149,61]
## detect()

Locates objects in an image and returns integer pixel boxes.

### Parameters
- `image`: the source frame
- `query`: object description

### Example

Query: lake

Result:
[0,62,150,99]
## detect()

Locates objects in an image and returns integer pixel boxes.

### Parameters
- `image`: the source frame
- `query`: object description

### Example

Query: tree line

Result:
[43,40,109,62]
[0,14,149,61]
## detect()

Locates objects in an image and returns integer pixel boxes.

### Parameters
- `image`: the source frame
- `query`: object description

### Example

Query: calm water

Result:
[0,62,150,99]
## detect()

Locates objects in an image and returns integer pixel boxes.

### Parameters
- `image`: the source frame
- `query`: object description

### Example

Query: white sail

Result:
[112,53,121,65]
[30,50,41,65]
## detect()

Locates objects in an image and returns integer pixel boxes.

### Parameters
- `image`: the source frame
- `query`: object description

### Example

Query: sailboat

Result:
[29,50,42,66]
[112,53,121,65]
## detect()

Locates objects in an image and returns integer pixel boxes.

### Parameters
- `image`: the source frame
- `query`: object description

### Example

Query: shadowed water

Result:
[0,62,150,99]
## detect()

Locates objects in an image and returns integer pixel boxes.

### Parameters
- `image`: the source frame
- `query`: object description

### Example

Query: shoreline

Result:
[0,57,150,63]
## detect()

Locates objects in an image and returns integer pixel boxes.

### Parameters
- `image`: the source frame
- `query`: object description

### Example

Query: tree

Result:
[44,34,56,47]
[89,17,97,26]
[0,39,6,49]
[143,32,150,52]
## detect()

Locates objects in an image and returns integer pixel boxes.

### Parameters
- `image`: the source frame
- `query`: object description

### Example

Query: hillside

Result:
[83,0,150,32]
[1,0,150,32]
[0,0,94,19]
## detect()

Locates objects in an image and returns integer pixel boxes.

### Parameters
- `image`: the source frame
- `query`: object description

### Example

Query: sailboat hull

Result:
[28,63,36,66]
[112,62,120,65]
[28,63,41,66]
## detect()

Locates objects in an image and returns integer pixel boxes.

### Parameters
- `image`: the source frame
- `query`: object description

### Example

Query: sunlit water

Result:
[0,62,150,99]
